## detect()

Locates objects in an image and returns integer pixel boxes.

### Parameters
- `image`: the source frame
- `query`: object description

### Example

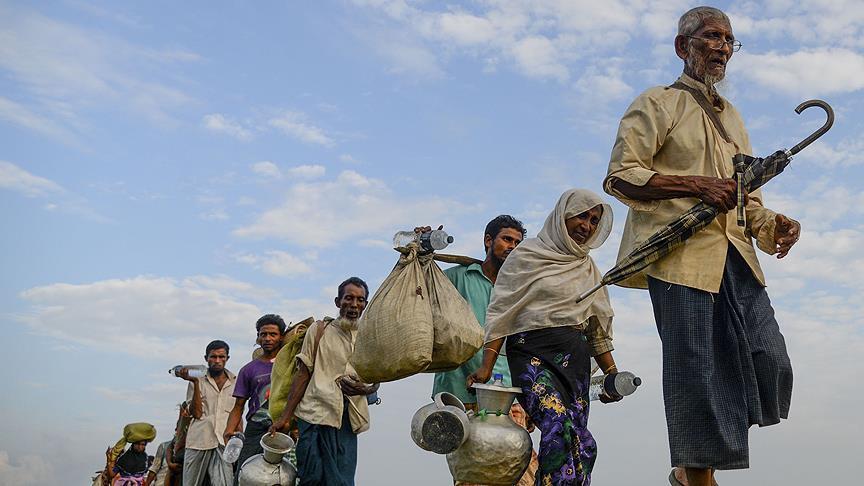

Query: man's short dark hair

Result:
[256,314,286,333]
[205,340,229,357]
[338,277,369,300]
[484,215,527,253]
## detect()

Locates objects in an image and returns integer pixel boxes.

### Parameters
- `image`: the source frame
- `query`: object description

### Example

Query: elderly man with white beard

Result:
[604,6,800,486]
[269,277,378,486]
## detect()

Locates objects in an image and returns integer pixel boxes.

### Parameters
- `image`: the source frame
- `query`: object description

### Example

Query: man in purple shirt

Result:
[223,314,286,482]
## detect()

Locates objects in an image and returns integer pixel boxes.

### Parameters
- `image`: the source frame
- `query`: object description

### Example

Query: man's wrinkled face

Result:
[485,227,523,263]
[205,348,228,374]
[684,18,735,85]
[336,283,367,322]
[257,324,282,353]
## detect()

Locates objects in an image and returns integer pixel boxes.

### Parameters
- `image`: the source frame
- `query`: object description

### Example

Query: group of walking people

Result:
[437,6,798,486]
[99,6,801,486]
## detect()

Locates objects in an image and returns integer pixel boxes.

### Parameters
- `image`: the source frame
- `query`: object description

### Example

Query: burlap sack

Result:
[268,317,315,422]
[422,254,484,372]
[352,245,434,382]
[109,422,156,462]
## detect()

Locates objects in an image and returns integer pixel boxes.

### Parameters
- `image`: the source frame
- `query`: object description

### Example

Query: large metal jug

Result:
[446,382,533,485]
[410,392,470,454]
[237,432,297,486]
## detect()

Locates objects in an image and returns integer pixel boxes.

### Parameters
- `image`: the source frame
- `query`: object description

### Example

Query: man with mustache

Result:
[269,277,378,486]
[604,6,800,486]
[423,215,537,486]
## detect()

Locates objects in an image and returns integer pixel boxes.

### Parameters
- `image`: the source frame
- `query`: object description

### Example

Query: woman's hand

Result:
[466,367,492,390]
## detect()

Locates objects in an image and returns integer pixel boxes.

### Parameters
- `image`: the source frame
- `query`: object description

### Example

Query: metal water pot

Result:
[446,382,533,485]
[237,432,297,486]
[410,392,470,454]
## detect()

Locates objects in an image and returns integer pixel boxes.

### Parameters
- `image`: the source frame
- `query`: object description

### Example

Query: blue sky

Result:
[1,1,862,484]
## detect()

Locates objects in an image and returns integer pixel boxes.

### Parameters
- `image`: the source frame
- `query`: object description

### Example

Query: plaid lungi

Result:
[647,245,792,470]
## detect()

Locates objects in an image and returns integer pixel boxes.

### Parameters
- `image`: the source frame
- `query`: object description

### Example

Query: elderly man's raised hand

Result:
[774,214,801,259]
[692,176,742,212]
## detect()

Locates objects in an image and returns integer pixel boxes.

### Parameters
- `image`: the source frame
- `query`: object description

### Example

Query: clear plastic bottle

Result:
[392,229,454,252]
[588,371,642,401]
[168,365,207,378]
[222,432,245,464]
[491,373,505,387]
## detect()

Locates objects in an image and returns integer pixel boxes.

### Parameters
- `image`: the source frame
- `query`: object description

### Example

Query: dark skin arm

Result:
[614,176,802,257]
[611,174,743,212]
[269,361,312,434]
[177,369,203,420]
[165,443,182,472]
[223,397,247,444]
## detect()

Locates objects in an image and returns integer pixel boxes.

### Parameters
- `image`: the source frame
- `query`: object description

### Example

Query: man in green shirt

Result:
[431,215,526,405]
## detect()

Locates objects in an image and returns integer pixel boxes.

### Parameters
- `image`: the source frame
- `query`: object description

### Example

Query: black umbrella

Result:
[576,100,834,303]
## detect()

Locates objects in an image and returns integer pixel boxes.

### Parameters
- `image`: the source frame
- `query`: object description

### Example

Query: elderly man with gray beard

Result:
[604,6,800,486]
[269,277,378,486]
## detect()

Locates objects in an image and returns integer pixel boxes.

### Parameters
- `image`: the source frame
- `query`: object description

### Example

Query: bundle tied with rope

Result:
[351,244,483,383]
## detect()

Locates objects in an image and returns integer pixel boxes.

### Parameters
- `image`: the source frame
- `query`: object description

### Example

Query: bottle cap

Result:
[493,373,503,381]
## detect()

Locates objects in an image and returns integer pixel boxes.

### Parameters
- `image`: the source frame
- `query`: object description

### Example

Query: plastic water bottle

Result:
[169,365,207,378]
[222,432,244,464]
[392,229,454,252]
[589,371,642,401]
[491,373,505,387]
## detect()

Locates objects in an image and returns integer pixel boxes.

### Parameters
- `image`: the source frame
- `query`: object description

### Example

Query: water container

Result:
[589,371,642,401]
[491,373,505,387]
[169,365,207,378]
[393,229,454,252]
[223,433,245,464]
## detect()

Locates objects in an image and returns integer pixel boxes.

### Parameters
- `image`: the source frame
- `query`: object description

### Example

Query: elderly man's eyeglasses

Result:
[686,35,742,52]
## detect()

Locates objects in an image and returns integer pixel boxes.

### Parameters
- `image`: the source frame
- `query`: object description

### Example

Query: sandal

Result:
[668,468,719,486]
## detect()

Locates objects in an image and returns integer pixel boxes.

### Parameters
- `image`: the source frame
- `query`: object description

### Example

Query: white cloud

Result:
[233,169,475,247]
[511,36,569,82]
[339,154,360,164]
[732,49,864,97]
[203,113,254,141]
[0,160,63,197]
[251,160,282,178]
[287,164,326,179]
[0,5,198,135]
[16,275,275,362]
[0,96,79,145]
[234,250,315,277]
[0,450,55,486]
[268,111,334,146]
[0,160,108,221]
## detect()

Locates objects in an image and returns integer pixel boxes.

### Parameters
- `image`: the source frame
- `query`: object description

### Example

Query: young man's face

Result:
[257,324,282,353]
[336,283,368,321]
[485,227,523,263]
[205,347,229,374]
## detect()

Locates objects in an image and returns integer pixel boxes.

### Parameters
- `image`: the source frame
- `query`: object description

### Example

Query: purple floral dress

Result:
[506,327,596,486]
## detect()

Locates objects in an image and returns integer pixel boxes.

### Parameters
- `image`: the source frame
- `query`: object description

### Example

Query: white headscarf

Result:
[484,188,614,344]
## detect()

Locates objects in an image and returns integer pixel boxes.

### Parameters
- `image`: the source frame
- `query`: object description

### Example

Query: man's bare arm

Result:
[223,397,247,443]
[611,175,740,212]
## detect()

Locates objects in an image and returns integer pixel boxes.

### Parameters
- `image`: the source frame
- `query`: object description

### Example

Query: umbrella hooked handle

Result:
[786,99,834,157]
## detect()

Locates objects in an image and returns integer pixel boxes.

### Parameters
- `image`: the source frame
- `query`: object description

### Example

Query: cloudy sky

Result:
[1,0,862,484]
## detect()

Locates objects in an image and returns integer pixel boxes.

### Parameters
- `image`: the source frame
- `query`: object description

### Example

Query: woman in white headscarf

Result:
[468,188,620,486]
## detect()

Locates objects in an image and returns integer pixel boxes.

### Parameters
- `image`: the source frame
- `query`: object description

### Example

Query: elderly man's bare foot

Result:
[668,468,718,486]
[668,468,688,485]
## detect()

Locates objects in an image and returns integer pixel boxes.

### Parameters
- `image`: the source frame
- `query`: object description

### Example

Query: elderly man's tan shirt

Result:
[184,370,236,450]
[604,74,777,293]
[295,320,370,433]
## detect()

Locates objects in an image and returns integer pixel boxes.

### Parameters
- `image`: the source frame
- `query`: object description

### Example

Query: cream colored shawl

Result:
[484,189,614,344]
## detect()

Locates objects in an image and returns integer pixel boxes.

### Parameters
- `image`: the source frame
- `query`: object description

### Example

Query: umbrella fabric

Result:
[584,150,790,298]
